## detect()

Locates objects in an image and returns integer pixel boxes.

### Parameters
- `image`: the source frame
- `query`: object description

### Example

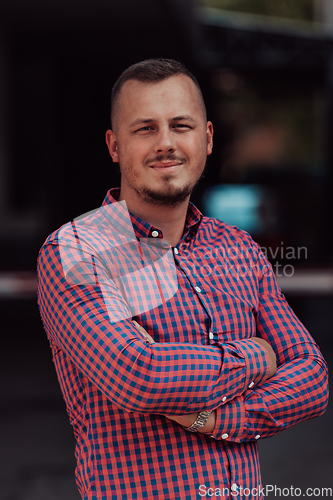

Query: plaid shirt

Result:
[37,188,328,500]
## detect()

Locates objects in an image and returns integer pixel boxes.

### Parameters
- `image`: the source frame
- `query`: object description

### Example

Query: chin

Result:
[138,183,193,207]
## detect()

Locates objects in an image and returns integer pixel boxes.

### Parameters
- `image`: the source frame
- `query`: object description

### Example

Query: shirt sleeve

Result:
[37,233,271,415]
[209,246,329,442]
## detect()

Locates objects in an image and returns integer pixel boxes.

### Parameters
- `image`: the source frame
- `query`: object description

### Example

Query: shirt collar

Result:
[102,187,202,240]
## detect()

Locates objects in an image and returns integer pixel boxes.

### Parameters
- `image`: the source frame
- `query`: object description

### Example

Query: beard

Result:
[132,154,207,207]
[134,166,207,206]
[137,181,193,206]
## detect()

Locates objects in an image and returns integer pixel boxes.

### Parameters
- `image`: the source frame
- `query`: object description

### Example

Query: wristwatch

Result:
[183,410,212,432]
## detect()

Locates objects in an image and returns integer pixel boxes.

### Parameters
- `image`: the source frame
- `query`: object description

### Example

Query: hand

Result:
[250,337,277,379]
[166,411,216,434]
[132,320,155,344]
[167,413,198,428]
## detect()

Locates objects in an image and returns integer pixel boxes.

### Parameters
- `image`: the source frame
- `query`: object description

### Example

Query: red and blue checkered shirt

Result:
[37,188,328,499]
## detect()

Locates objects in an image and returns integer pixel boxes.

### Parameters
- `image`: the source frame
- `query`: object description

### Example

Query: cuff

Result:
[208,394,246,442]
[228,338,271,393]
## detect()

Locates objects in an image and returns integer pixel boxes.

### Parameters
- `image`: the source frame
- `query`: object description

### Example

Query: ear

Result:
[206,121,214,156]
[105,129,119,163]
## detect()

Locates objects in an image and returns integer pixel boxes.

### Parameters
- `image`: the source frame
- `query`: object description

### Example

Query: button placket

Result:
[178,264,212,338]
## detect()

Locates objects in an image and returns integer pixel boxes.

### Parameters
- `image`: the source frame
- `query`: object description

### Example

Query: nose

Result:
[154,126,176,154]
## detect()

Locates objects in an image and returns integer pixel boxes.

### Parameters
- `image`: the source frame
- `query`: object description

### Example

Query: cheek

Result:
[117,144,135,168]
[119,141,148,165]
[187,141,208,168]
[118,149,144,181]
[186,134,207,157]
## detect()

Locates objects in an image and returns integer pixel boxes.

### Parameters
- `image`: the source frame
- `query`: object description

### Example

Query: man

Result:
[37,58,328,499]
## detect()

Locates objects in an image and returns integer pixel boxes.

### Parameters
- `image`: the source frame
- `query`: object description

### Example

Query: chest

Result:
[135,247,259,344]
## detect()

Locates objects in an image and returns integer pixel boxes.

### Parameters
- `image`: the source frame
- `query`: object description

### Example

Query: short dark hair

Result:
[110,58,206,129]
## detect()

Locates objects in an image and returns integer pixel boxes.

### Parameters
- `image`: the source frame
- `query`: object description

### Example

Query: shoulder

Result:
[195,216,263,265]
[40,205,114,249]
[198,216,258,249]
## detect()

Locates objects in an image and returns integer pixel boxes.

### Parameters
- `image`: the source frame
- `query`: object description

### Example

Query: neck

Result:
[119,189,189,247]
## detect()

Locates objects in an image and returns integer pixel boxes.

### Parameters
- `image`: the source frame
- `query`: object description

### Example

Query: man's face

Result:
[106,74,213,206]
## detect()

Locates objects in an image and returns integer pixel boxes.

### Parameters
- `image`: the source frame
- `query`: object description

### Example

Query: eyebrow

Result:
[129,118,155,127]
[172,115,197,123]
[129,115,197,127]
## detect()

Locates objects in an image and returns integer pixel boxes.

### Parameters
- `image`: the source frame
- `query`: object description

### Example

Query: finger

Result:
[132,320,155,344]
[144,332,155,344]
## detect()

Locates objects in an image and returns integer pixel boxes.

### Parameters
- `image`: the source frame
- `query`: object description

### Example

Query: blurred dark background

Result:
[0,0,332,498]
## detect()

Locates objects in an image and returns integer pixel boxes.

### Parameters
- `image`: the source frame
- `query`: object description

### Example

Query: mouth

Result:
[150,161,183,171]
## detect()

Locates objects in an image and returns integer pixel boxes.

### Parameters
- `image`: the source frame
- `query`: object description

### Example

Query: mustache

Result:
[144,153,187,166]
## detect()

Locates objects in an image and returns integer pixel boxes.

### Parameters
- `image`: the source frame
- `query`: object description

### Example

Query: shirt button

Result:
[174,247,179,255]
[255,434,261,440]
[248,382,255,389]
[209,332,214,340]
[222,396,227,402]
[231,484,238,492]
[194,286,202,293]
[151,230,159,237]
[221,433,229,439]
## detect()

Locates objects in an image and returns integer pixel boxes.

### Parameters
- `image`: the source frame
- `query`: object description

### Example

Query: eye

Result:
[173,123,191,130]
[136,125,154,132]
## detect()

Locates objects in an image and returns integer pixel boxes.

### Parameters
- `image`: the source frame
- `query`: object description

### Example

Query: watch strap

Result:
[183,410,212,432]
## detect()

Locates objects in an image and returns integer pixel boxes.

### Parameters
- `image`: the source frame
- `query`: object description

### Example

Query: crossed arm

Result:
[37,236,329,442]
[170,337,278,433]
[133,320,277,433]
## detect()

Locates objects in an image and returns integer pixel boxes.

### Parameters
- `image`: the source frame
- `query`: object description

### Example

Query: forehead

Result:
[116,74,205,124]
